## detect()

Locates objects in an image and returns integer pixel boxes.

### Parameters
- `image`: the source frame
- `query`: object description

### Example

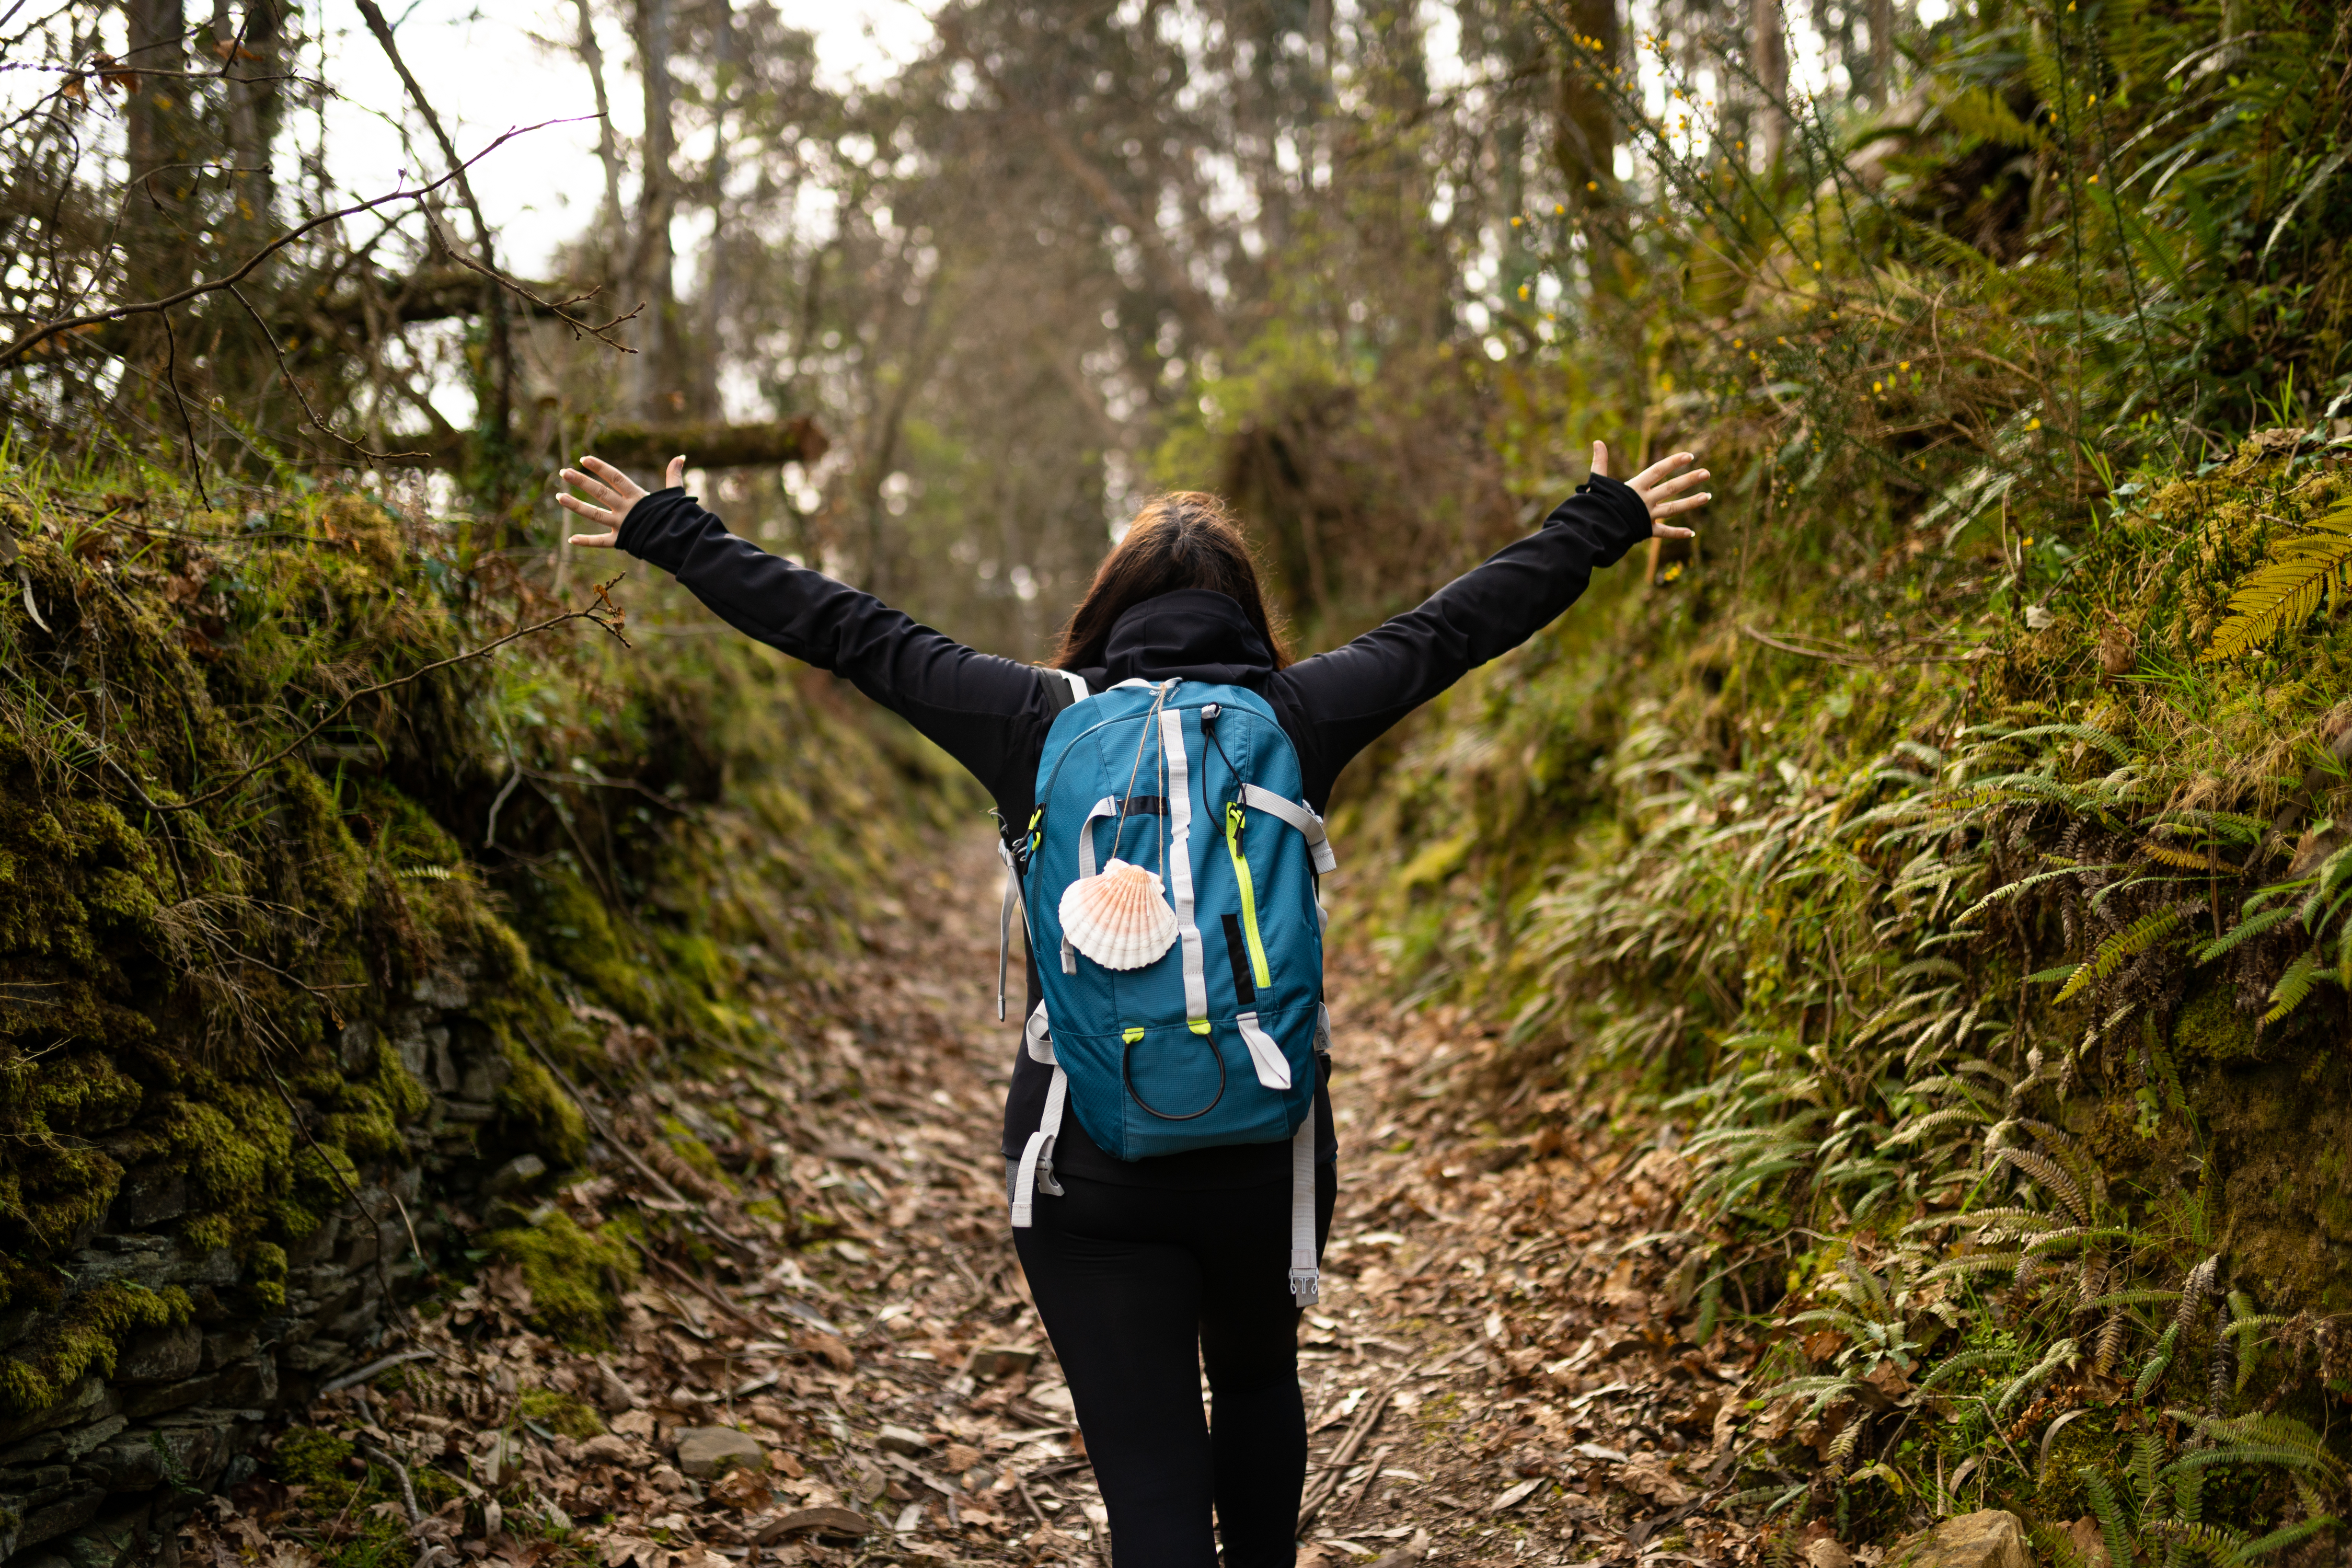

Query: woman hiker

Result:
[559,447,1710,1568]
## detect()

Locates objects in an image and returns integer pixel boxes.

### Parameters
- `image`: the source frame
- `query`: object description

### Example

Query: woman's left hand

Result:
[559,454,687,547]
[1592,442,1710,539]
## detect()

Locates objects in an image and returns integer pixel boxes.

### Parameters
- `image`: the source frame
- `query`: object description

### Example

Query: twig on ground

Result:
[358,1442,423,1525]
[1298,1374,1404,1531]
[321,1347,437,1395]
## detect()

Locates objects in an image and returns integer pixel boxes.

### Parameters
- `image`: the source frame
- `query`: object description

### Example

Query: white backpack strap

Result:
[1238,783,1337,875]
[1065,796,1118,973]
[1059,670,1090,704]
[1235,1011,1292,1091]
[1023,999,1055,1064]
[996,838,1022,1022]
[1288,1110,1319,1305]
[1010,1063,1069,1228]
[1157,704,1209,1033]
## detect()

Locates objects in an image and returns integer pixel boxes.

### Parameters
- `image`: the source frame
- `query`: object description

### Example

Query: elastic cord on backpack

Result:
[1121,1026,1226,1121]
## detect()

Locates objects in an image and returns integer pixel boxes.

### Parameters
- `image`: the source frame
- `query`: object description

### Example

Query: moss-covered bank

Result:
[0,455,966,1555]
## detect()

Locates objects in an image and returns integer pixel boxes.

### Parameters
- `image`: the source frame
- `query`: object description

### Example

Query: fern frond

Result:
[2175,1412,2348,1479]
[2096,1308,2130,1375]
[1823,1416,1864,1481]
[2260,948,2326,1025]
[2144,839,2239,872]
[1920,1250,2024,1283]
[2176,1256,2221,1337]
[2137,1323,2180,1400]
[2082,1469,2136,1568]
[2202,500,2352,662]
[2000,1146,2093,1223]
[2058,902,2200,1002]
[2196,905,2302,963]
[1916,1346,2021,1391]
[1993,1337,2080,1416]
[2224,1518,2339,1567]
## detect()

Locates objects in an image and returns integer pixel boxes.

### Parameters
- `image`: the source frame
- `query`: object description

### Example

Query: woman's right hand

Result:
[559,454,686,547]
[1593,442,1710,539]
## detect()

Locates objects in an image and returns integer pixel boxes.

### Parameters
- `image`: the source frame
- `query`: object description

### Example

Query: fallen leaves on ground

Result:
[193,842,1800,1568]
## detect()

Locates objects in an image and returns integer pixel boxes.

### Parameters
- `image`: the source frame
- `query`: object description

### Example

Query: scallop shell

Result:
[1059,858,1179,971]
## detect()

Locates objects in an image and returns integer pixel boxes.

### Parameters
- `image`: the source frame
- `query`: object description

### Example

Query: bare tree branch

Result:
[0,117,584,367]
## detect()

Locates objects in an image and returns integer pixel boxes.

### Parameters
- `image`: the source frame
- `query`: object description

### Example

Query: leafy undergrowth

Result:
[1337,409,2352,1560]
[0,449,962,1422]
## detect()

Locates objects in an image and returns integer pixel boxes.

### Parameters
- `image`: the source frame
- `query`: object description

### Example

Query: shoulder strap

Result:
[1039,667,1090,715]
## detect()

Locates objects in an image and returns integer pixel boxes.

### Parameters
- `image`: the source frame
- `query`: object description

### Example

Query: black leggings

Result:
[1011,1163,1339,1568]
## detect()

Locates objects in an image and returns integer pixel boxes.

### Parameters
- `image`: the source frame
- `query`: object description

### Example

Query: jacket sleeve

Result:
[1274,472,1653,805]
[616,488,1052,813]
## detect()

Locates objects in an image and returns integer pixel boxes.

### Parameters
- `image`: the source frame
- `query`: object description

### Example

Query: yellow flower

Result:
[1518,283,1530,299]
[1873,381,1884,393]
[1554,203,1565,214]
[1899,360,1910,371]
[2027,418,2042,430]
[1512,215,1523,226]
[1733,338,1744,348]
[1587,181,1599,191]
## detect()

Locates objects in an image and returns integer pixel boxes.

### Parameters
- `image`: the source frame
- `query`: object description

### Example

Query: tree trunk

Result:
[122,0,195,303]
[1753,0,1790,166]
[1551,0,1623,292]
[693,0,735,422]
[632,0,683,420]
[573,0,625,229]
[1870,0,1896,105]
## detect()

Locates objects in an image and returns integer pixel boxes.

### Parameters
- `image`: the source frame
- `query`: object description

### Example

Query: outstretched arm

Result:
[560,455,1054,810]
[1274,443,1711,804]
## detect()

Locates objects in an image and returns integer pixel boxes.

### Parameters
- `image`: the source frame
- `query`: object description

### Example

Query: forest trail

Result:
[217,836,1755,1568]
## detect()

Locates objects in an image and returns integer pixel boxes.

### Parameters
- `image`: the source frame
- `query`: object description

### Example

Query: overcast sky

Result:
[321,1,940,276]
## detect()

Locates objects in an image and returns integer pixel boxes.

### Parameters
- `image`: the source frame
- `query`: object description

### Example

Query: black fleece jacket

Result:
[617,474,1654,1186]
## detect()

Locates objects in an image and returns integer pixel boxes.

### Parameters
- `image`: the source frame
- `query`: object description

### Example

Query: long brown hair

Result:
[1051,492,1293,671]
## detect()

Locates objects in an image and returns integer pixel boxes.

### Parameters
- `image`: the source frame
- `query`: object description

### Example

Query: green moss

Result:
[516,1388,605,1438]
[497,1036,589,1168]
[485,1210,639,1347]
[0,1280,192,1418]
[274,1425,359,1494]
[2174,986,2262,1067]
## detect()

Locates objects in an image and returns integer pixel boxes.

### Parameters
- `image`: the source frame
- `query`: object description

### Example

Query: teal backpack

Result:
[997,674,1336,1304]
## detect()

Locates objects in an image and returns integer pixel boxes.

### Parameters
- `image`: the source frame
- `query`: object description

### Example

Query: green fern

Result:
[2137,1323,2181,1400]
[2196,905,2302,963]
[1993,1336,2079,1415]
[2083,1469,2138,1568]
[2260,948,2325,1024]
[2058,902,2201,1002]
[2203,498,2352,661]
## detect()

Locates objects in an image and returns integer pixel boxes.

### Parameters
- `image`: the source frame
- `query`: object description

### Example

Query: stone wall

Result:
[0,967,538,1568]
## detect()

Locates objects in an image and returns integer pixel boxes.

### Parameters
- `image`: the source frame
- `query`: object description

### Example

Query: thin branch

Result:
[424,216,642,352]
[129,577,630,814]
[157,308,210,509]
[0,117,585,367]
[224,282,426,461]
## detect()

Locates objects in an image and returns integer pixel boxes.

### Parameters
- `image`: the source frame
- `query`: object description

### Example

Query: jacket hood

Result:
[1085,588,1274,689]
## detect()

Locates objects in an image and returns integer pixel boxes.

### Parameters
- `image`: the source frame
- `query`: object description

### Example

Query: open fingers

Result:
[559,467,625,511]
[1590,440,1609,479]
[1644,465,1711,501]
[1652,491,1712,520]
[1651,521,1697,540]
[1629,451,1697,493]
[665,455,687,489]
[578,453,643,492]
[567,528,620,549]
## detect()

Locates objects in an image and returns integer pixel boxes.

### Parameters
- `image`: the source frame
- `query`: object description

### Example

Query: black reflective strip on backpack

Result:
[1220,912,1257,1004]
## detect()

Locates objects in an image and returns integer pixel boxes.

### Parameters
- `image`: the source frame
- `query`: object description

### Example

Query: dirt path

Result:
[222,839,1755,1568]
